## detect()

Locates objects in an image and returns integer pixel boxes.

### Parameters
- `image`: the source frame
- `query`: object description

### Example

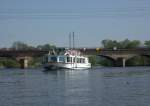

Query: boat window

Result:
[81,58,85,63]
[67,57,70,62]
[76,58,85,63]
[59,56,65,62]
[77,58,80,63]
[73,57,76,63]
[51,56,57,62]
[67,57,72,63]
[80,58,82,63]
[70,57,72,63]
[83,59,85,63]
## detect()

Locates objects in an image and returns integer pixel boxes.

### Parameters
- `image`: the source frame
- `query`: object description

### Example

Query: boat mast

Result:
[69,32,75,49]
[69,32,72,49]
[72,32,75,49]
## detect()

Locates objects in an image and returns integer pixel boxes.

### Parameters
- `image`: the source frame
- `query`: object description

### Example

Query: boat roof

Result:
[46,49,87,58]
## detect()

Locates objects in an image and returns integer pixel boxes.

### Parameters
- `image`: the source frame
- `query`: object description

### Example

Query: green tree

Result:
[101,39,114,49]
[144,41,150,47]
[119,39,130,48]
[28,57,43,68]
[126,40,141,48]
[88,55,97,66]
[101,39,141,49]
[11,41,35,50]
[98,58,114,66]
[3,59,20,68]
[37,44,56,50]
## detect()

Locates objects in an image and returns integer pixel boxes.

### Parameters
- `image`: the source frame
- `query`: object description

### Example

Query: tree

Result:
[11,41,35,50]
[119,39,130,48]
[37,44,56,50]
[101,39,141,49]
[101,39,114,49]
[2,58,20,68]
[126,40,141,48]
[144,41,150,47]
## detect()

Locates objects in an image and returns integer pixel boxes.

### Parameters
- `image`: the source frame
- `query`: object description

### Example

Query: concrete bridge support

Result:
[114,58,126,67]
[122,58,126,67]
[100,54,137,67]
[16,57,32,69]
[19,58,28,68]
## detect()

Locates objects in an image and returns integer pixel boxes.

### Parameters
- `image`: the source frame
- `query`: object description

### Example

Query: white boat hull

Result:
[44,62,91,70]
[43,49,91,70]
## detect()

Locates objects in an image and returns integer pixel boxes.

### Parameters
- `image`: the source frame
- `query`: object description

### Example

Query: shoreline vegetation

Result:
[0,39,150,68]
[0,57,43,68]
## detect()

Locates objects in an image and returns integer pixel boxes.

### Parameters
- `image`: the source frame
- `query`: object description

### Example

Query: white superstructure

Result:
[43,50,91,70]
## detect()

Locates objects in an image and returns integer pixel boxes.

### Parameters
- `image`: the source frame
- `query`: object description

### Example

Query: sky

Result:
[0,0,150,48]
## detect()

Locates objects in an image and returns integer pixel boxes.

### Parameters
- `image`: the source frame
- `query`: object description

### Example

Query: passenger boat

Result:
[43,49,91,70]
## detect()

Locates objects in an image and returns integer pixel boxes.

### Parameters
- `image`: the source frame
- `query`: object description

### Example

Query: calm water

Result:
[0,67,150,106]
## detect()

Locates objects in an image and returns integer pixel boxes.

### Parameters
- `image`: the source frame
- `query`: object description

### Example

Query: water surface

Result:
[0,67,150,106]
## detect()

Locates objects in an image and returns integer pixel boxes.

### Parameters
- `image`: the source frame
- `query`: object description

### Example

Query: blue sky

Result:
[0,0,150,48]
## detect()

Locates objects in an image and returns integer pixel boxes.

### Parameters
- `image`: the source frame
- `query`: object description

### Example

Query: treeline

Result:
[0,40,150,68]
[0,58,20,68]
[2,41,56,50]
[101,39,150,49]
[96,39,150,66]
[0,41,56,68]
[1,40,150,50]
[0,57,42,68]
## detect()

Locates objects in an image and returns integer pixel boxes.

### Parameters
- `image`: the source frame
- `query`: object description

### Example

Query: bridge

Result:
[0,48,150,68]
[0,50,48,68]
[82,48,150,67]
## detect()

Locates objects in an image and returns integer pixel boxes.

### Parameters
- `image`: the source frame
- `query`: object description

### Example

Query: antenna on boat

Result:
[73,32,75,49]
[69,32,75,49]
[69,32,72,49]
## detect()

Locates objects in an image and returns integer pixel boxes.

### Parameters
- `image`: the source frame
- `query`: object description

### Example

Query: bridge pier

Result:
[19,58,28,69]
[115,58,126,67]
[123,58,126,67]
[16,57,32,69]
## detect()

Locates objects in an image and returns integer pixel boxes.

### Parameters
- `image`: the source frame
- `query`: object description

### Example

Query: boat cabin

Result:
[43,55,89,64]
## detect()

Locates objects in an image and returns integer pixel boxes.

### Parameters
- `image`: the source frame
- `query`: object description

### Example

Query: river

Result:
[0,67,150,106]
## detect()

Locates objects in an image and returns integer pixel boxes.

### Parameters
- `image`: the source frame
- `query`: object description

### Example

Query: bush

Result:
[3,59,20,68]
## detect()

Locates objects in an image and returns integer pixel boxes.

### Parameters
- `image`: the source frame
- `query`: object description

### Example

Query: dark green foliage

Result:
[126,56,142,66]
[88,55,97,66]
[0,62,4,68]
[88,56,114,66]
[0,58,20,68]
[126,56,150,66]
[37,44,56,50]
[101,39,116,49]
[98,58,114,66]
[11,41,35,50]
[28,57,43,68]
[101,39,141,49]
[125,40,141,49]
[0,57,43,68]
[144,41,150,47]
[10,41,56,51]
